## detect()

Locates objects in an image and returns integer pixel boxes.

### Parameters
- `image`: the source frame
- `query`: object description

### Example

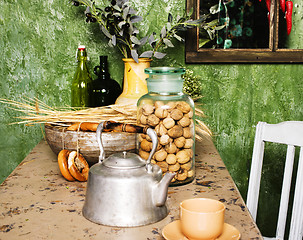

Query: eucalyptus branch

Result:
[70,0,225,62]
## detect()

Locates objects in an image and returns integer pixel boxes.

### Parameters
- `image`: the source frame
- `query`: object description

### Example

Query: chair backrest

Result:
[246,121,303,240]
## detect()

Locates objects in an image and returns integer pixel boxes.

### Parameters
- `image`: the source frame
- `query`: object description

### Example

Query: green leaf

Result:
[161,26,166,38]
[108,39,114,47]
[207,19,219,27]
[112,35,116,46]
[199,38,210,48]
[187,7,194,17]
[123,6,129,19]
[173,34,184,42]
[131,49,139,63]
[209,4,220,14]
[130,16,143,23]
[101,26,112,39]
[140,36,148,45]
[130,36,141,45]
[139,51,153,58]
[215,25,226,31]
[148,34,155,44]
[118,21,126,29]
[163,38,174,47]
[154,52,166,59]
[166,22,172,31]
[112,5,121,11]
[128,7,137,15]
[168,13,173,23]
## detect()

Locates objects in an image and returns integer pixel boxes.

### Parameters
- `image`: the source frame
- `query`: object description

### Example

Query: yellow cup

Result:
[180,198,225,240]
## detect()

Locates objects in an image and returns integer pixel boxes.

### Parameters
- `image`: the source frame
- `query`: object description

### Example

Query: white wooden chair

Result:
[246,121,303,240]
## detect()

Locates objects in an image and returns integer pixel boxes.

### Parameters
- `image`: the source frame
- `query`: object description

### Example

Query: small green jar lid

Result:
[145,67,185,93]
[144,67,185,75]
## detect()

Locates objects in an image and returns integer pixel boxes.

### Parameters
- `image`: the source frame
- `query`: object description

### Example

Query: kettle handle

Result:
[96,121,157,165]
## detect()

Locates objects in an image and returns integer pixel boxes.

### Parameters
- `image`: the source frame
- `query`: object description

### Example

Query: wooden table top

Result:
[0,139,262,240]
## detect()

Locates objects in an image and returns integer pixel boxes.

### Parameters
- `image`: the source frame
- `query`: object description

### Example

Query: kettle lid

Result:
[103,151,146,169]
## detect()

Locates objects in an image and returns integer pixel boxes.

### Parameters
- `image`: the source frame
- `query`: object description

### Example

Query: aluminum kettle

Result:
[82,121,175,227]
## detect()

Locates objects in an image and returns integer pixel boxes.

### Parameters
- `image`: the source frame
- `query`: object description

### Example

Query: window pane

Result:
[199,0,270,49]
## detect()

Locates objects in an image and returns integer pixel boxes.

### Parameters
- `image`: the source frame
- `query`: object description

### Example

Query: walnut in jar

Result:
[147,114,160,127]
[154,148,167,162]
[174,136,186,148]
[176,150,191,164]
[167,125,183,139]
[137,99,195,185]
[170,109,183,121]
[142,103,154,115]
[155,107,168,119]
[163,117,175,129]
[166,154,177,165]
[176,101,191,113]
[159,134,171,146]
[178,116,191,127]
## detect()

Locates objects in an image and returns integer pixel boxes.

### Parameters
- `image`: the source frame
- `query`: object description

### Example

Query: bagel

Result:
[67,151,89,182]
[66,123,81,131]
[57,149,76,181]
[80,122,99,132]
[66,122,99,132]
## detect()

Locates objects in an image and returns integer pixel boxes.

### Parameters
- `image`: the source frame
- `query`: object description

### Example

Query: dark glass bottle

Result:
[90,56,122,106]
[71,45,92,107]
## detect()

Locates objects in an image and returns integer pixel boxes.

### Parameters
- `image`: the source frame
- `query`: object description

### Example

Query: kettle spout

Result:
[153,172,175,207]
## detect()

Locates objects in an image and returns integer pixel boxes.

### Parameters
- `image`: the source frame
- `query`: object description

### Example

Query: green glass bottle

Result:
[91,56,122,107]
[71,45,92,107]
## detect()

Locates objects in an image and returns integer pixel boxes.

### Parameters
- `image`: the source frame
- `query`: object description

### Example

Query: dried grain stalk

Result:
[0,97,212,139]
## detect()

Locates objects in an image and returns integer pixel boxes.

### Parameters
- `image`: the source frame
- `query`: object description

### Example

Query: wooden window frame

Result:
[185,0,303,63]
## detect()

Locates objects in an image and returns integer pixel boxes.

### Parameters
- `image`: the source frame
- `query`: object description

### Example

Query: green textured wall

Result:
[1,0,303,236]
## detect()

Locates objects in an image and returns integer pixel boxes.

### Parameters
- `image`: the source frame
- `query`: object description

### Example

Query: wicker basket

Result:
[44,124,137,165]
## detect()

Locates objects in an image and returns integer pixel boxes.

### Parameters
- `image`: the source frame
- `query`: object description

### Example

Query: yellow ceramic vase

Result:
[115,58,151,106]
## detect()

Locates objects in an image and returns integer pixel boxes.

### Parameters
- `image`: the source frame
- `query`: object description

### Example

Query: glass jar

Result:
[137,67,195,186]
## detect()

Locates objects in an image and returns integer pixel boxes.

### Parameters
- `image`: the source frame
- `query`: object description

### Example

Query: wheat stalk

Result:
[0,97,212,139]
